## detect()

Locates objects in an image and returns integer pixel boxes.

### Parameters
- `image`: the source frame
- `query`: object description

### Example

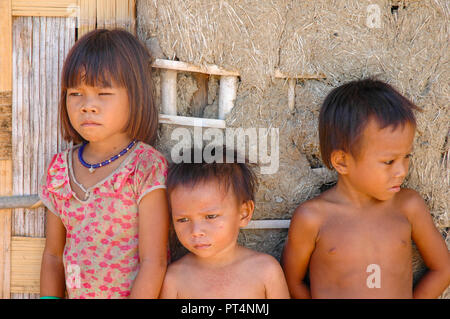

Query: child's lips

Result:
[193,243,211,249]
[81,121,101,127]
[389,185,401,192]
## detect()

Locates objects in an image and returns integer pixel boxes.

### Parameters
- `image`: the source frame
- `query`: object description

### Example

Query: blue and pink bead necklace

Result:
[78,139,137,173]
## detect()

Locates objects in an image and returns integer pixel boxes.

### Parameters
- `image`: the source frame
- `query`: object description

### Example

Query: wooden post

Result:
[0,0,12,299]
[191,73,209,118]
[0,0,12,92]
[218,75,238,120]
[288,78,296,111]
[160,69,177,116]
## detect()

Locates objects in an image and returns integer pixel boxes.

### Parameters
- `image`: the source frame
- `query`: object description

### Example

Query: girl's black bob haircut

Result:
[59,29,158,145]
[319,78,420,169]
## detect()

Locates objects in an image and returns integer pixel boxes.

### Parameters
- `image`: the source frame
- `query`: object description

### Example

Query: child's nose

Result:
[393,161,408,178]
[80,103,99,113]
[80,96,99,113]
[191,222,205,238]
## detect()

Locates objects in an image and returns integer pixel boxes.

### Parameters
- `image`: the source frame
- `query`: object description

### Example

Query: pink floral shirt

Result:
[39,142,168,299]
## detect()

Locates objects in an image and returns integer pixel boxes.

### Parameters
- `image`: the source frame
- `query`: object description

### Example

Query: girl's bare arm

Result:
[40,211,66,298]
[129,188,170,298]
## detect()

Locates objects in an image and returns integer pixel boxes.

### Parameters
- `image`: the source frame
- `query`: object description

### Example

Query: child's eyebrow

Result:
[198,207,221,214]
[379,148,414,157]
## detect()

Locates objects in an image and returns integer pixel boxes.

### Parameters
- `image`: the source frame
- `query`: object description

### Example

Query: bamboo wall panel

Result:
[78,0,136,37]
[12,16,75,298]
[10,236,45,294]
[79,0,96,37]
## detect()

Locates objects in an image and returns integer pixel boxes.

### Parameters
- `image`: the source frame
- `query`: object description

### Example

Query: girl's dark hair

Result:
[167,146,258,204]
[319,78,420,169]
[59,29,158,145]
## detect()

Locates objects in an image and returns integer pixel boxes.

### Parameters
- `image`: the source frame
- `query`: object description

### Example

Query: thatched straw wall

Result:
[137,0,449,297]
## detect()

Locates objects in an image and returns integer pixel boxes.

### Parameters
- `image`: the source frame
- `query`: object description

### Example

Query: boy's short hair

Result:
[167,146,258,204]
[319,78,419,169]
[59,29,158,145]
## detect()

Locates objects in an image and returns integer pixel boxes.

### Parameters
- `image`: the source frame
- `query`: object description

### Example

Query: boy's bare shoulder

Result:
[393,187,428,220]
[165,253,196,279]
[238,247,283,278]
[290,191,331,230]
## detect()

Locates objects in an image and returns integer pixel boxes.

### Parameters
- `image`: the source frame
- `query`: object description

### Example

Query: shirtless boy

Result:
[283,79,450,298]
[160,147,290,299]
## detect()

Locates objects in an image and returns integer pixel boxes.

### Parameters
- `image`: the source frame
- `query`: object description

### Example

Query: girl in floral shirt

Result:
[39,29,169,299]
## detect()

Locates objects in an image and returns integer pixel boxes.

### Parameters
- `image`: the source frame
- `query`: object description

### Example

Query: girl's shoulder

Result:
[41,147,74,199]
[132,142,168,169]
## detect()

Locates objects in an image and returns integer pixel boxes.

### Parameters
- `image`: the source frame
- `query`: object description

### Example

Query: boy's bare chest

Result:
[308,208,413,297]
[178,267,265,299]
[314,208,412,263]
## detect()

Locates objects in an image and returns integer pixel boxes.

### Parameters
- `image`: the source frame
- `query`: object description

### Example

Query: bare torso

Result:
[308,191,413,298]
[169,247,270,299]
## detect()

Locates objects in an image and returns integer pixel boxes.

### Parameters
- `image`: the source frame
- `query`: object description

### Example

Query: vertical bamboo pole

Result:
[0,0,12,299]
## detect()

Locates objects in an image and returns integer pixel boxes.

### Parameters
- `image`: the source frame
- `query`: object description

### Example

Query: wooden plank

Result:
[152,59,240,77]
[243,219,290,230]
[116,0,131,32]
[78,0,96,37]
[0,160,12,299]
[13,0,75,7]
[1,0,13,298]
[127,0,136,34]
[96,0,105,29]
[159,114,226,129]
[0,93,12,160]
[12,0,79,17]
[0,0,12,91]
[10,236,45,294]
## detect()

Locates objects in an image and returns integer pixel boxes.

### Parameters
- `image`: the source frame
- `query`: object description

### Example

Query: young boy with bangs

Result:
[160,147,290,299]
[283,79,450,299]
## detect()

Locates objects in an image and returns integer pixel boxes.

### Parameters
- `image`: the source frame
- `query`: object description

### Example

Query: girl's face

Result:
[66,80,130,144]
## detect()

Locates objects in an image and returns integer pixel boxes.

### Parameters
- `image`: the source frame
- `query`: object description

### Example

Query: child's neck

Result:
[83,135,134,163]
[334,177,383,209]
[193,244,241,269]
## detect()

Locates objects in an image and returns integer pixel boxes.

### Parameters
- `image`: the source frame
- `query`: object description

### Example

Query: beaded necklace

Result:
[78,139,137,173]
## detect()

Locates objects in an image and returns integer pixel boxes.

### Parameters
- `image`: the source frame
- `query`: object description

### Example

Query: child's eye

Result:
[99,92,114,96]
[383,160,394,165]
[205,214,218,220]
[176,217,189,223]
[68,92,81,96]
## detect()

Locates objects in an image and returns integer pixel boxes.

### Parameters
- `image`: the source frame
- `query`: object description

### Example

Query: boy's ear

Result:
[239,200,255,228]
[331,150,350,175]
